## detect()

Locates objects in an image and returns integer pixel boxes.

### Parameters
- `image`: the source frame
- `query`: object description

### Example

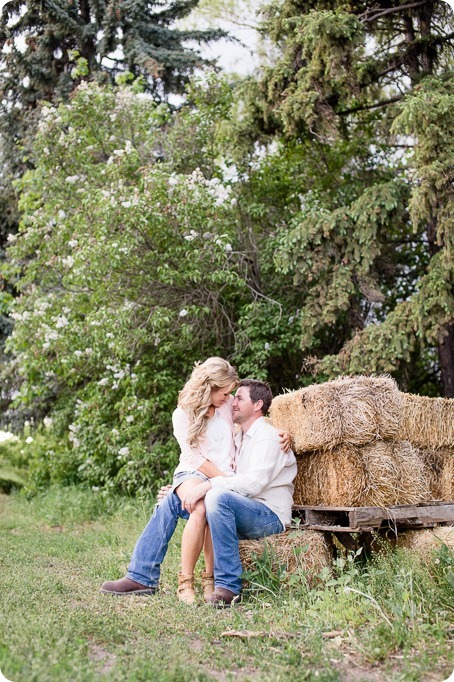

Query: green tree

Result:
[2,77,305,492]
[0,0,224,243]
[247,0,454,395]
[0,0,226,363]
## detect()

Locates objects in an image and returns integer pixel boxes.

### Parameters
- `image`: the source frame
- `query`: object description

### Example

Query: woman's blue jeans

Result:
[205,488,284,595]
[127,492,189,588]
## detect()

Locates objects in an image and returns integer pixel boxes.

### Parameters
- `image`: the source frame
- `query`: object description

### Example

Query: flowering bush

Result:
[3,78,304,493]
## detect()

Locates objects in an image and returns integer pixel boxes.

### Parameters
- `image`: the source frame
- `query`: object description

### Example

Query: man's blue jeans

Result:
[205,488,284,595]
[127,492,189,588]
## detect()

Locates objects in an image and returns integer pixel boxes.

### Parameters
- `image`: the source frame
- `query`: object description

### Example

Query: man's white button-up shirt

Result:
[210,416,297,527]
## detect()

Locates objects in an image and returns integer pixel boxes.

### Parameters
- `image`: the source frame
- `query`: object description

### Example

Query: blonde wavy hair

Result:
[178,357,238,447]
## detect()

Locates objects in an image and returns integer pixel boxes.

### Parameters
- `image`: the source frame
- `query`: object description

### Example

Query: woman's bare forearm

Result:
[197,460,226,478]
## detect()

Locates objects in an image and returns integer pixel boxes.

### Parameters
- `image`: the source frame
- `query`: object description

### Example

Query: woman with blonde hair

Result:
[171,357,238,604]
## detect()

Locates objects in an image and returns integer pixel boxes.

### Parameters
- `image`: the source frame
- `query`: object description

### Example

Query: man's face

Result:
[232,386,257,424]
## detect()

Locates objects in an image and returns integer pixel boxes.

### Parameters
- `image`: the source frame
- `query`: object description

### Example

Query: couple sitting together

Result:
[101,357,297,607]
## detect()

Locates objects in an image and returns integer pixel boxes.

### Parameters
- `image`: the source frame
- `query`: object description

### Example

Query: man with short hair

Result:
[181,379,297,606]
[101,379,296,605]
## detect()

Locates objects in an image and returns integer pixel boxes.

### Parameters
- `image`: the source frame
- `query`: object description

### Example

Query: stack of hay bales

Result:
[269,375,454,507]
[400,393,454,501]
[239,530,333,587]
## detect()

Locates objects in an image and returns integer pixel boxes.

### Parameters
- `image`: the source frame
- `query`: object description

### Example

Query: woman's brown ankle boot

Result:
[202,571,214,601]
[177,572,195,605]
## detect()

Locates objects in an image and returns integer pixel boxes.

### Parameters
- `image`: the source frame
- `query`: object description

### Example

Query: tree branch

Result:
[360,1,427,24]
[338,95,402,116]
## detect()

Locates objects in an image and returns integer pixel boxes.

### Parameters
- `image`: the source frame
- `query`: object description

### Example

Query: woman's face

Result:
[210,385,234,408]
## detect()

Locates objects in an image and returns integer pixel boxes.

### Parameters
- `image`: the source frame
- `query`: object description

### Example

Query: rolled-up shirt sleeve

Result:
[172,408,207,470]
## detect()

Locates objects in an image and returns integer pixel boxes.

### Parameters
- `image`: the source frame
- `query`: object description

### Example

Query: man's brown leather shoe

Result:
[100,576,157,596]
[207,587,241,608]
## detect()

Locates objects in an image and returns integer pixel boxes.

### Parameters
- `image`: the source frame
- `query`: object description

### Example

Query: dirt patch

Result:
[88,642,117,675]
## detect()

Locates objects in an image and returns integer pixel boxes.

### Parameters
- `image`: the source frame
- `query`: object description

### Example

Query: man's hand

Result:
[182,481,212,513]
[278,430,293,453]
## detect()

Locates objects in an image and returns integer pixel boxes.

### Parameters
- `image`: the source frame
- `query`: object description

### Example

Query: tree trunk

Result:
[438,322,454,398]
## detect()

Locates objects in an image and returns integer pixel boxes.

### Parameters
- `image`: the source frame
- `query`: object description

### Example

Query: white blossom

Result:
[7,233,17,242]
[0,431,19,443]
[118,447,130,457]
[179,309,188,318]
[43,417,53,428]
[58,210,66,219]
[121,201,132,208]
[65,175,79,184]
[55,316,69,328]
[184,230,199,242]
[74,350,83,357]
[44,328,59,341]
[98,378,109,386]
[68,239,78,248]
[25,436,34,444]
[62,255,75,268]
[126,415,134,423]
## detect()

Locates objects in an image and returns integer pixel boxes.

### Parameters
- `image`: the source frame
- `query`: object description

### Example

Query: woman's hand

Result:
[157,484,172,502]
[278,430,293,453]
[182,481,212,513]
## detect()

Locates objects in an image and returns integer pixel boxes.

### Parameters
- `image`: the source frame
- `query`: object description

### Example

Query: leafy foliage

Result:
[2,77,305,492]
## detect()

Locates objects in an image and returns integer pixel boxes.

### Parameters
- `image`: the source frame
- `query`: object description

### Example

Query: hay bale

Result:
[269,375,401,454]
[418,448,454,502]
[239,530,332,587]
[293,441,429,507]
[293,446,366,506]
[334,375,402,444]
[269,385,343,453]
[399,393,454,450]
[395,526,454,554]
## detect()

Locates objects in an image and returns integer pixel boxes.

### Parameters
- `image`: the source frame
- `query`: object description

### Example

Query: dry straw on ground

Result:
[399,393,454,450]
[418,448,454,502]
[239,529,332,587]
[269,375,402,455]
[293,441,429,507]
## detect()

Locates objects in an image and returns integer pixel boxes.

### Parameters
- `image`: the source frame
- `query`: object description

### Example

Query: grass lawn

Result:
[0,486,453,682]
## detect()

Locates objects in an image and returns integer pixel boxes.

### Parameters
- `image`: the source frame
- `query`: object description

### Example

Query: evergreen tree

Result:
[247,0,454,395]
